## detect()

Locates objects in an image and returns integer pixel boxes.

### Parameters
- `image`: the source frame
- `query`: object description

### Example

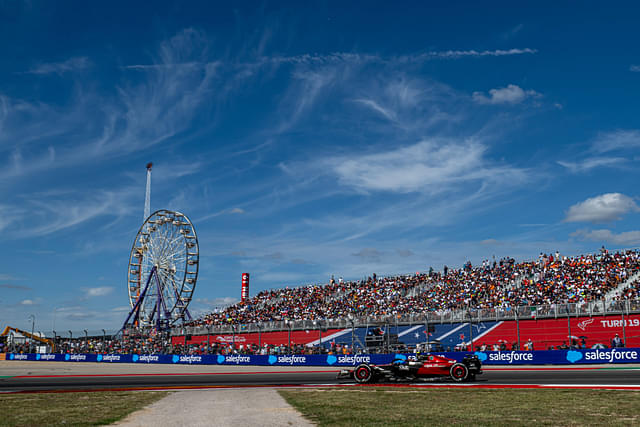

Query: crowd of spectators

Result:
[5,248,640,355]
[186,249,640,328]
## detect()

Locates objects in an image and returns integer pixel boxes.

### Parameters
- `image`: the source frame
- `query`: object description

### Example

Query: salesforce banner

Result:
[5,348,640,365]
[456,348,640,365]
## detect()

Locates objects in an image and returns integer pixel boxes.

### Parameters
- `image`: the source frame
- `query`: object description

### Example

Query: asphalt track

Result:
[2,362,640,392]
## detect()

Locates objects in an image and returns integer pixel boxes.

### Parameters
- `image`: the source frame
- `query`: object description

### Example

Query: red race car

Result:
[337,353,482,383]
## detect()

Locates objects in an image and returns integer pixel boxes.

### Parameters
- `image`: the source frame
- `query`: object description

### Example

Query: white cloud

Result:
[591,130,640,153]
[572,229,640,246]
[565,193,640,223]
[557,157,626,173]
[418,48,537,59]
[14,187,136,238]
[630,65,640,72]
[25,57,91,75]
[352,248,383,260]
[354,99,397,122]
[0,29,219,182]
[277,67,337,132]
[268,48,537,66]
[473,84,541,105]
[331,138,527,194]
[230,208,245,214]
[20,299,35,305]
[84,287,114,298]
[196,297,238,307]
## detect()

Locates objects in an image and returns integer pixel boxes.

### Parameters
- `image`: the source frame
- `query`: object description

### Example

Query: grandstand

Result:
[170,249,640,352]
[185,249,640,327]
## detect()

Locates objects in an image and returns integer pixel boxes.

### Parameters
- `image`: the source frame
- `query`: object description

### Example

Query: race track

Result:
[2,362,640,392]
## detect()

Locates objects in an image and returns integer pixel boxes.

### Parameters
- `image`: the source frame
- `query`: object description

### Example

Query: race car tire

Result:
[450,363,469,382]
[354,363,374,383]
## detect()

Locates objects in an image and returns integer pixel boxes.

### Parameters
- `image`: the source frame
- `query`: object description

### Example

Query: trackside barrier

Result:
[5,348,640,365]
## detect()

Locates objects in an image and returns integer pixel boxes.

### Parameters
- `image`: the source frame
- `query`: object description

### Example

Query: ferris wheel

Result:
[123,209,199,329]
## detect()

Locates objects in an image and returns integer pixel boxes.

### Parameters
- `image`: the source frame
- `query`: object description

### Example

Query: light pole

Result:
[257,322,263,351]
[622,300,627,347]
[424,314,430,351]
[28,314,35,353]
[53,330,57,353]
[348,315,355,354]
[68,330,73,353]
[468,309,474,351]
[84,329,88,353]
[566,305,572,348]
[101,329,106,353]
[514,309,520,350]
[206,325,211,353]
[231,324,236,352]
[314,320,322,353]
[285,320,292,354]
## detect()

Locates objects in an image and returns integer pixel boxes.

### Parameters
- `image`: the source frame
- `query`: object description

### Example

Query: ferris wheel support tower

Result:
[144,162,152,220]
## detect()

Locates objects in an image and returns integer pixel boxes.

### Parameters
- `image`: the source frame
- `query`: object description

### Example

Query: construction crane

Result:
[1,326,56,352]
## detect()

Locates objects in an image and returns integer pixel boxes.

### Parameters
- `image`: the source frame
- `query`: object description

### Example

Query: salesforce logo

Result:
[172,355,180,364]
[36,354,41,360]
[132,354,139,362]
[474,351,488,362]
[268,355,278,365]
[337,355,371,365]
[217,355,226,364]
[582,349,639,363]
[326,355,337,365]
[566,350,583,363]
[9,353,14,360]
[65,354,70,361]
[97,354,103,362]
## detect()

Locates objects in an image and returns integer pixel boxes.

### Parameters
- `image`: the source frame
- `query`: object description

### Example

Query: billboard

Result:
[241,273,250,302]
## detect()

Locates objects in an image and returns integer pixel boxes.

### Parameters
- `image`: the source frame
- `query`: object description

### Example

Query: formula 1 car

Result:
[337,353,482,383]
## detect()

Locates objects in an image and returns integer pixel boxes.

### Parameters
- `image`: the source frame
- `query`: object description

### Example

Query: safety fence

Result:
[181,299,640,336]
[4,347,640,365]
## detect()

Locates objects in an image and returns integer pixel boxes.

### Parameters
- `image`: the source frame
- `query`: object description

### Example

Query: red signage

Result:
[241,273,250,302]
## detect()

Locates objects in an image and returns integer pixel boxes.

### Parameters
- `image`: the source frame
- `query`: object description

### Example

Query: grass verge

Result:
[280,387,640,426]
[0,390,168,426]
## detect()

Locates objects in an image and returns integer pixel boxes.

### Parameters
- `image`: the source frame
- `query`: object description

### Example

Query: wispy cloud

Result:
[591,129,640,153]
[354,98,397,122]
[557,157,627,173]
[565,193,640,223]
[630,65,640,72]
[352,248,383,261]
[572,229,640,246]
[330,138,527,194]
[473,84,541,105]
[14,188,135,238]
[25,57,91,75]
[0,284,32,291]
[267,48,537,66]
[83,286,114,298]
[408,48,537,60]
[0,29,219,182]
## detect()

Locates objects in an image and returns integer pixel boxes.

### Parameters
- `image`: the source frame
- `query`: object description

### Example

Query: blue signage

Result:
[6,348,640,365]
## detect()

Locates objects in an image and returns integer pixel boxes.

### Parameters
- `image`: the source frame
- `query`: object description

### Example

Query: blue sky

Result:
[2,1,640,333]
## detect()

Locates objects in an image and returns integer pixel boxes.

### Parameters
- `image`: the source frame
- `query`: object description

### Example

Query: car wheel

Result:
[450,363,469,382]
[354,363,374,384]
